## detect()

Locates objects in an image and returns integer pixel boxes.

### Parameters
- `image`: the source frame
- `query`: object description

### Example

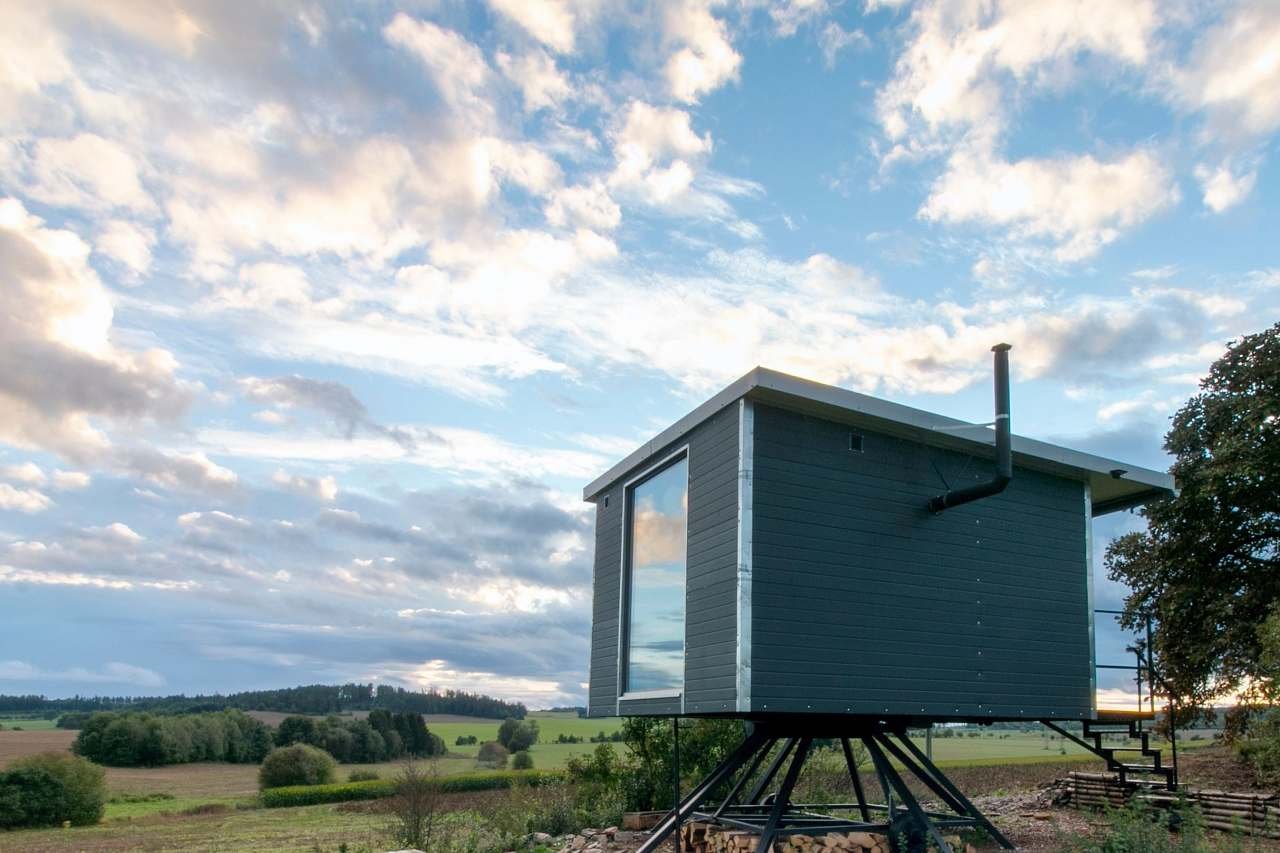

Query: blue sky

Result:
[0,0,1277,708]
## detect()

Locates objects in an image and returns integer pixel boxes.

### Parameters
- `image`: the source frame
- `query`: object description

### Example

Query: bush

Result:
[477,741,509,769]
[258,744,337,790]
[6,752,106,826]
[512,750,534,770]
[455,734,478,746]
[0,767,67,829]
[259,769,564,808]
[348,769,380,782]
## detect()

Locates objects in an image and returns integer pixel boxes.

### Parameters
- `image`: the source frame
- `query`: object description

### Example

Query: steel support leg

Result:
[841,737,871,822]
[637,728,772,853]
[755,737,812,853]
[714,737,777,819]
[746,737,798,804]
[889,731,1015,850]
[863,735,954,853]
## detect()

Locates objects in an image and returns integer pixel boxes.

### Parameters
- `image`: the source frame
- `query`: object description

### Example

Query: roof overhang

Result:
[582,367,1176,515]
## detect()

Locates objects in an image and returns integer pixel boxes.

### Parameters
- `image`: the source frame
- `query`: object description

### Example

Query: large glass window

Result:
[625,456,688,694]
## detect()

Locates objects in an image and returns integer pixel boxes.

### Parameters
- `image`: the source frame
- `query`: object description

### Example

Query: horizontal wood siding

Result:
[749,404,1092,719]
[587,404,740,717]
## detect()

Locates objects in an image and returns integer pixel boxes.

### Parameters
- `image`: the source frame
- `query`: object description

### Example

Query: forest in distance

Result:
[0,683,530,720]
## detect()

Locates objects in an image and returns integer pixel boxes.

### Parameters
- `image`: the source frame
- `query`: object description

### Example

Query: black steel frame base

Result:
[638,721,1015,853]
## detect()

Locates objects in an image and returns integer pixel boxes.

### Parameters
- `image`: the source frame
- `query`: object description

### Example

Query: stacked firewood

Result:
[677,822,974,853]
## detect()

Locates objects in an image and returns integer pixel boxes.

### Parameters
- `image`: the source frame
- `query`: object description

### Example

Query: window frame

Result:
[616,445,690,702]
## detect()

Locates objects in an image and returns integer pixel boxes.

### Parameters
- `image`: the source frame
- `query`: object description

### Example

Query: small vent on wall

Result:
[848,432,864,453]
[603,495,610,508]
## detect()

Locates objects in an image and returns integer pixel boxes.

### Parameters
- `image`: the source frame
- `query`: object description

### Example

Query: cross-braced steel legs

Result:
[637,721,1016,853]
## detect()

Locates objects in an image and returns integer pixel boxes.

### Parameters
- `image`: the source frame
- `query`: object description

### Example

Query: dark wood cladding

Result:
[748,404,1092,719]
[588,403,740,717]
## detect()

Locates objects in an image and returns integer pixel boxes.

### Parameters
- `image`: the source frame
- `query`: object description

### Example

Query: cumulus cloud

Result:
[487,0,582,54]
[1194,161,1258,213]
[1169,4,1280,139]
[272,468,338,502]
[663,0,742,103]
[0,482,52,513]
[0,198,191,460]
[920,147,1179,261]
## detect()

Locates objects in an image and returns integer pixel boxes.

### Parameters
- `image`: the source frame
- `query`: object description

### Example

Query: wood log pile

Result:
[1060,771,1280,839]
[677,822,978,853]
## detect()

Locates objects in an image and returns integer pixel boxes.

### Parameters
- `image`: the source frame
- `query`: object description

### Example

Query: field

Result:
[0,713,1225,852]
[0,717,58,731]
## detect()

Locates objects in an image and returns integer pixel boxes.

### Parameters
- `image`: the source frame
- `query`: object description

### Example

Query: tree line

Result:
[274,711,446,764]
[0,682,526,719]
[72,710,273,767]
[68,708,446,767]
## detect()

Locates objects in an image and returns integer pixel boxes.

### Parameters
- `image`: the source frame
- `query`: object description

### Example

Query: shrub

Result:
[259,743,337,790]
[6,752,106,825]
[259,769,564,807]
[477,741,509,769]
[0,767,67,829]
[348,769,380,782]
[512,750,534,770]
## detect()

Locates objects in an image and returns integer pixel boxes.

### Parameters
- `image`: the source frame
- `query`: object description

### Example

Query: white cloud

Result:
[1,461,45,485]
[496,49,573,112]
[80,522,144,546]
[1129,265,1179,281]
[1170,4,1280,138]
[113,448,238,495]
[384,14,495,130]
[819,22,868,69]
[487,0,581,54]
[663,1,742,103]
[0,198,190,460]
[920,147,1178,261]
[94,219,156,277]
[0,482,52,513]
[0,659,165,688]
[877,0,1156,146]
[1194,162,1258,213]
[17,133,155,213]
[52,469,90,490]
[272,468,339,502]
[609,101,713,208]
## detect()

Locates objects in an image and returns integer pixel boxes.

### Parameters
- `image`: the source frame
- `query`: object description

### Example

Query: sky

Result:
[0,0,1277,709]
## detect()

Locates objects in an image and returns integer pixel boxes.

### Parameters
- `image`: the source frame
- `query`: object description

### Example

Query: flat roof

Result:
[582,366,1176,515]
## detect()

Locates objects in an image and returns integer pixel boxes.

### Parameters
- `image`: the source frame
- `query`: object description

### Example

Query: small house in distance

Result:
[583,361,1175,723]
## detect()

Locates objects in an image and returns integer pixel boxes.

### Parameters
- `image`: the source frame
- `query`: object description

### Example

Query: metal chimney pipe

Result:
[928,343,1013,512]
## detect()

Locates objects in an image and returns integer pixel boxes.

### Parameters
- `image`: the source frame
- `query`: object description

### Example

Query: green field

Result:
[425,710,623,769]
[0,718,58,731]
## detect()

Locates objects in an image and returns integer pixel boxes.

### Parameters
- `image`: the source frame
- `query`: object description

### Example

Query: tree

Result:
[1106,323,1280,718]
[497,717,539,752]
[275,715,319,748]
[512,750,534,770]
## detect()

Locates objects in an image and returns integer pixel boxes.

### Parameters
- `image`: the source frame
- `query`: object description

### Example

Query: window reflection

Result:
[626,457,687,693]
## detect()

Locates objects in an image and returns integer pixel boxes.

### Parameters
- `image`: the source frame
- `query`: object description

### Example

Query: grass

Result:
[2,801,392,852]
[0,717,59,731]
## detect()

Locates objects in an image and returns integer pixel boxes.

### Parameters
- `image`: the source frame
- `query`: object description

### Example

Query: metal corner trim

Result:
[735,398,754,713]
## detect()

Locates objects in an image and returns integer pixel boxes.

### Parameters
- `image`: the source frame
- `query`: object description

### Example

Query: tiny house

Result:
[583,363,1174,722]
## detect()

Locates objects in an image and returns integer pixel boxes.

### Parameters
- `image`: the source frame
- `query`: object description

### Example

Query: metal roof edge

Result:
[581,365,1176,503]
[581,366,763,500]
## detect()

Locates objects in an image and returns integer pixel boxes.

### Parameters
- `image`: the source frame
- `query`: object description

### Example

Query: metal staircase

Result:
[1042,712,1176,790]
